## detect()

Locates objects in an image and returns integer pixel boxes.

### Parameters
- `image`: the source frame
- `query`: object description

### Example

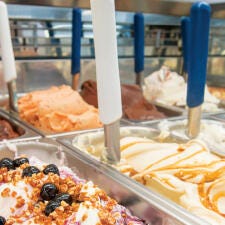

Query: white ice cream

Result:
[76,203,100,224]
[0,181,33,219]
[143,66,221,112]
[158,119,225,156]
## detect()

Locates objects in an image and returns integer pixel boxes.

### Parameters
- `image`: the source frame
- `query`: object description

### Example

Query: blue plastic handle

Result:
[181,17,191,73]
[71,8,82,75]
[134,13,144,73]
[187,2,211,108]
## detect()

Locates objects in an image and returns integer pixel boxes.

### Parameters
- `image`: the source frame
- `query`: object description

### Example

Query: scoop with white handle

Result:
[90,0,122,164]
[0,1,17,111]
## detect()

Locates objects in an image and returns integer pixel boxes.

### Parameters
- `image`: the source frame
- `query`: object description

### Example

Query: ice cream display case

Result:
[0,3,225,121]
[1,1,225,225]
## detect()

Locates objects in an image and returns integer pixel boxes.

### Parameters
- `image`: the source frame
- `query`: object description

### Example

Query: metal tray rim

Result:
[0,109,41,142]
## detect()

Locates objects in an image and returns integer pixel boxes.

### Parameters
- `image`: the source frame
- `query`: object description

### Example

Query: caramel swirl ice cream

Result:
[74,132,225,224]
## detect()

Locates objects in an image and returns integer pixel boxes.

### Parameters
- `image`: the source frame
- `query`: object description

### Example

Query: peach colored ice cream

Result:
[18,85,102,133]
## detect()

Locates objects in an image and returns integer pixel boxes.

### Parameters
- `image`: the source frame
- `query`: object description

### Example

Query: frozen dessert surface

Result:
[143,66,221,112]
[120,138,225,225]
[18,85,102,133]
[73,129,225,224]
[158,119,225,155]
[80,80,165,121]
[0,156,145,225]
[208,86,225,100]
[0,120,19,141]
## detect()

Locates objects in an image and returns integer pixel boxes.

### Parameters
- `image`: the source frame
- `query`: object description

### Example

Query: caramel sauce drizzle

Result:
[124,139,225,218]
[120,140,154,152]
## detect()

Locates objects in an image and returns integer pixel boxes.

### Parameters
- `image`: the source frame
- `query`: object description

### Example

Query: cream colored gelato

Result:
[74,131,225,224]
[18,85,102,133]
[143,66,221,112]
[158,119,225,156]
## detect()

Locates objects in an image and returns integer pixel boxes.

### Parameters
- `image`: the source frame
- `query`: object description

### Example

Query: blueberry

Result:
[0,158,14,170]
[40,183,58,201]
[43,164,59,176]
[44,200,61,216]
[0,216,6,225]
[22,166,40,177]
[54,193,72,205]
[13,157,29,167]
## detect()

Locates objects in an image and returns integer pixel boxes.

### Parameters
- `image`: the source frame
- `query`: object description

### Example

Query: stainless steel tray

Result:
[0,138,208,225]
[150,100,225,117]
[56,126,209,225]
[210,113,225,122]
[0,109,41,142]
[2,108,127,138]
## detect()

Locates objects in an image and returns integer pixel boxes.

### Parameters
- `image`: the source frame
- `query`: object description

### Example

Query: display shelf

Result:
[3,0,225,18]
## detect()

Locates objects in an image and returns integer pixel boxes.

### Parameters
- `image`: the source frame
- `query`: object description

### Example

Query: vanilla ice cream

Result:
[143,66,221,112]
[158,119,225,156]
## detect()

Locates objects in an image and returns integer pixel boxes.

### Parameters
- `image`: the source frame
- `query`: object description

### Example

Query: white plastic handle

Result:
[90,0,122,125]
[0,1,17,82]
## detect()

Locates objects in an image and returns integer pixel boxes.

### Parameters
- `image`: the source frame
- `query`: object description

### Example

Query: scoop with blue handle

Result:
[71,8,82,90]
[134,13,144,86]
[181,16,191,79]
[187,2,211,138]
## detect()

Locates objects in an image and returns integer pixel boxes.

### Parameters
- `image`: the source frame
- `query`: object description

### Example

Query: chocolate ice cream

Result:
[0,120,19,140]
[80,80,165,120]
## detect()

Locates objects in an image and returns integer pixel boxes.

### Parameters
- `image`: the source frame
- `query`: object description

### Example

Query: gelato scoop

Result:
[73,131,225,225]
[18,85,102,133]
[80,80,165,121]
[0,156,145,225]
[0,120,19,140]
[143,66,221,112]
